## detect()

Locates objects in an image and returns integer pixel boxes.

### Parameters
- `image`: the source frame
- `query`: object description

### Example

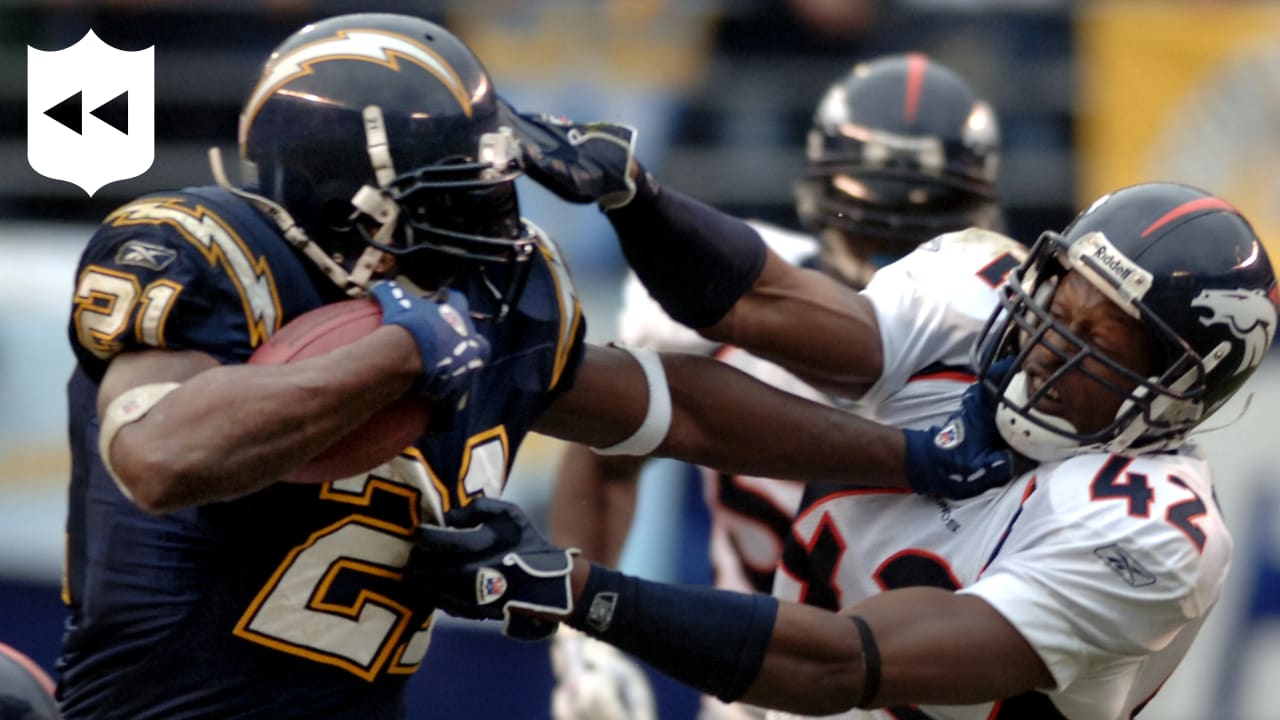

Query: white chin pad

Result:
[996,371,1087,463]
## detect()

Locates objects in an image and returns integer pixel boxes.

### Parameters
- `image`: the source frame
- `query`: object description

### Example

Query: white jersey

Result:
[621,226,1025,720]
[771,449,1230,720]
[856,228,1024,428]
[769,231,1230,719]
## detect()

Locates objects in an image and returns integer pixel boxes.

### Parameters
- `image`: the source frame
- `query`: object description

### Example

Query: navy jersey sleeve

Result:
[512,226,588,408]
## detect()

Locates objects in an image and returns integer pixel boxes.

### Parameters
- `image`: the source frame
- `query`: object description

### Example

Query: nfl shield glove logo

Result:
[476,567,507,605]
[27,30,154,196]
[934,418,965,450]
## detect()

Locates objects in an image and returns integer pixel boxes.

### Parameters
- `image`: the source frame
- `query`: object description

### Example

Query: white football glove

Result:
[550,626,656,720]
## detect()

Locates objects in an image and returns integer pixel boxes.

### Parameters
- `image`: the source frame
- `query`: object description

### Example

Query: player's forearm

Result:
[110,327,420,511]
[560,562,1050,715]
[657,353,909,489]
[606,179,883,396]
[705,251,884,397]
[740,603,867,714]
[562,559,867,715]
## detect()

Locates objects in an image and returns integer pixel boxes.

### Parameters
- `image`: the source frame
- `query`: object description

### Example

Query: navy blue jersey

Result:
[60,187,585,719]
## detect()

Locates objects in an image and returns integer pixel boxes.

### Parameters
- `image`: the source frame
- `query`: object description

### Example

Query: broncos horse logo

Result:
[1191,288,1277,375]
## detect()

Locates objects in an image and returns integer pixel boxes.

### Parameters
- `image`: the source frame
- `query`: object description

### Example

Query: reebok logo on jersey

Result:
[934,498,961,532]
[115,240,176,271]
[476,568,507,605]
[1094,543,1156,588]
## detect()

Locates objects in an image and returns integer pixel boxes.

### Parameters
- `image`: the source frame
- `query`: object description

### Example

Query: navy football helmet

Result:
[973,182,1278,461]
[795,53,1000,287]
[0,642,59,720]
[232,13,535,314]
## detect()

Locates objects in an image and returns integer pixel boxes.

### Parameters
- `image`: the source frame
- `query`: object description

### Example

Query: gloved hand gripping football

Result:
[498,98,639,210]
[410,497,578,642]
[369,280,488,408]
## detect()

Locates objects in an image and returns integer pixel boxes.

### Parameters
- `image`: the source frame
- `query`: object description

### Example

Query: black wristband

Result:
[568,564,778,703]
[850,615,881,708]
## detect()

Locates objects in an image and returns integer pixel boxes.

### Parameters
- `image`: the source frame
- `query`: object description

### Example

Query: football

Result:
[249,299,431,483]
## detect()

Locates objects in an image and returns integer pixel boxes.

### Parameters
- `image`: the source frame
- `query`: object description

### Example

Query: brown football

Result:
[250,299,429,483]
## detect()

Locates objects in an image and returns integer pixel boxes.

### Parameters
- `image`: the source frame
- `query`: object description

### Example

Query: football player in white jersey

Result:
[544,55,1006,720]
[413,98,1279,718]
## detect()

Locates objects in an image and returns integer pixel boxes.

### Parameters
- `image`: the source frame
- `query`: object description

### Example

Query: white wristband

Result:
[592,347,671,457]
[98,382,181,501]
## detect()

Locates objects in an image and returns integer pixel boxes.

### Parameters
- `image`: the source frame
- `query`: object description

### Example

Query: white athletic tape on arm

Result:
[593,347,671,457]
[98,382,181,501]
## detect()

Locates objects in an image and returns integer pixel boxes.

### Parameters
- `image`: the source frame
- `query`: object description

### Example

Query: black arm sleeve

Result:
[569,564,778,703]
[605,170,767,329]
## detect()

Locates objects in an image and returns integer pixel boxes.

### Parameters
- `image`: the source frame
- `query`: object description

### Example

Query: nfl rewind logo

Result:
[27,30,154,196]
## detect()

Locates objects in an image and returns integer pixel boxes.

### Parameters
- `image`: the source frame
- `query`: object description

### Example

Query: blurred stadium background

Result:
[2,1,1278,718]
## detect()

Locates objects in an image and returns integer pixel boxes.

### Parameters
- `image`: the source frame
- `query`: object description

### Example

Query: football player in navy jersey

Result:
[545,55,1006,720]
[412,95,1279,717]
[61,13,1017,720]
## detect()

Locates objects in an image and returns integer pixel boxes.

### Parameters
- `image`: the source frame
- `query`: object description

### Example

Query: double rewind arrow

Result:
[44,90,129,135]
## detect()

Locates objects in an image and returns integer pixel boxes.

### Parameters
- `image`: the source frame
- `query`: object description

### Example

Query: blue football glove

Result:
[499,97,639,210]
[903,360,1032,498]
[410,497,579,642]
[369,280,489,408]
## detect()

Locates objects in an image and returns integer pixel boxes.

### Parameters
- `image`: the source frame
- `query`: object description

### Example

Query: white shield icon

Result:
[27,30,154,197]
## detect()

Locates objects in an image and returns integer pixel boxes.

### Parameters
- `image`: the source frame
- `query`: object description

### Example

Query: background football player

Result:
[413,180,1278,720]
[544,54,1008,720]
[62,13,1017,720]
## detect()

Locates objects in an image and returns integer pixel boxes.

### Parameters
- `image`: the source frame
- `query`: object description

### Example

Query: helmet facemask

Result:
[349,111,536,318]
[973,231,1213,463]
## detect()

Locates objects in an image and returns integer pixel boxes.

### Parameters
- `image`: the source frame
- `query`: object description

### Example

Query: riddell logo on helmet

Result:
[1072,232,1150,294]
[1092,244,1135,282]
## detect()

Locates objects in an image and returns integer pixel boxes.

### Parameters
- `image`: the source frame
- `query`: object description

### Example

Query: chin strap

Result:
[344,105,402,289]
[350,104,403,253]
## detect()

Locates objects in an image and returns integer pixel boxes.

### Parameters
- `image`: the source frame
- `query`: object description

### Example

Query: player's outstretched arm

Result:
[413,497,1053,714]
[536,345,1018,498]
[507,105,885,396]
[99,284,487,513]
